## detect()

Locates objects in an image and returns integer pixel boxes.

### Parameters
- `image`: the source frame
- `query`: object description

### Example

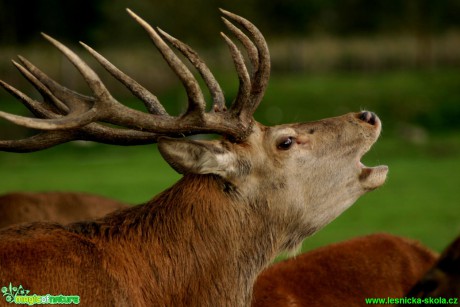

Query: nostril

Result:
[359,111,377,126]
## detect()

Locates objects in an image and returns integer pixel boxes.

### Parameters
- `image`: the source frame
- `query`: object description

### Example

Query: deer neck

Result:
[84,174,280,306]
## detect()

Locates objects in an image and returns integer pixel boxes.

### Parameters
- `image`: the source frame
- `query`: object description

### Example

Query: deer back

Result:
[0,191,128,229]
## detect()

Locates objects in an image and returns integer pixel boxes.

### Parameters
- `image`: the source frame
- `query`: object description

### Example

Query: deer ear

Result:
[158,137,236,177]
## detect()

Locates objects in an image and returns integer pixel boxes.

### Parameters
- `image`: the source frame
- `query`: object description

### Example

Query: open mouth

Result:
[354,111,388,190]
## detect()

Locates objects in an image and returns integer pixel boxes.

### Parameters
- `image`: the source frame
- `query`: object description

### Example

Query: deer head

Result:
[0,9,388,305]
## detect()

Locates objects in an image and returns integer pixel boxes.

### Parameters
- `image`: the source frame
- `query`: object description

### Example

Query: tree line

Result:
[1,0,459,46]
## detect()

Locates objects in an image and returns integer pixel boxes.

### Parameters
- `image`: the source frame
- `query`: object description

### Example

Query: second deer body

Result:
[0,191,127,229]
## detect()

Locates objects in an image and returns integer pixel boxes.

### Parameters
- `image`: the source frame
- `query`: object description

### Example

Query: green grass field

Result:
[0,68,459,255]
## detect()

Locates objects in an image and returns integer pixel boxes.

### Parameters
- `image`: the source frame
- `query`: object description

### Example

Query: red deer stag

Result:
[403,234,460,302]
[0,191,128,229]
[252,233,438,307]
[0,9,388,306]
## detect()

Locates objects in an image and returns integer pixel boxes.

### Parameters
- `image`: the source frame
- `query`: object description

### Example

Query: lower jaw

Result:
[359,165,389,190]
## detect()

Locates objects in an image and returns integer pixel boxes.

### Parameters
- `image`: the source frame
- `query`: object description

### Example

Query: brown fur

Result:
[0,191,128,229]
[252,233,438,307]
[405,235,460,300]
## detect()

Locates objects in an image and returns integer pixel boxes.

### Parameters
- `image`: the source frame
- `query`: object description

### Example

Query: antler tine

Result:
[80,42,167,116]
[0,79,57,119]
[126,9,206,116]
[219,9,271,116]
[17,55,93,113]
[157,28,227,113]
[41,33,113,105]
[220,32,251,118]
[221,18,259,73]
[0,106,99,130]
[13,60,68,114]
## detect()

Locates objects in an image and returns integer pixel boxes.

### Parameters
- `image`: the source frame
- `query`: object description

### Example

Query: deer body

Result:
[404,235,460,300]
[252,233,438,307]
[0,191,128,229]
[0,119,385,306]
[0,9,388,307]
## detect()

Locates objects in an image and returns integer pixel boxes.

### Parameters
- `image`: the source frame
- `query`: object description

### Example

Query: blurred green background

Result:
[0,0,459,255]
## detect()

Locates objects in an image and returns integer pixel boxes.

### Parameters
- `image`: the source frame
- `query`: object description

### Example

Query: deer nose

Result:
[358,111,378,126]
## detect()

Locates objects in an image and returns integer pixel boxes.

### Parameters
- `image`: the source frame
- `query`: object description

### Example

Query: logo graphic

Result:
[1,283,80,305]
[2,283,30,303]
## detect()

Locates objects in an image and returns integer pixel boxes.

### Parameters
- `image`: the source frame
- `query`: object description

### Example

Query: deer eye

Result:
[277,137,294,150]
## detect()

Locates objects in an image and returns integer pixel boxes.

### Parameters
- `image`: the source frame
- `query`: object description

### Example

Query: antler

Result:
[0,9,270,152]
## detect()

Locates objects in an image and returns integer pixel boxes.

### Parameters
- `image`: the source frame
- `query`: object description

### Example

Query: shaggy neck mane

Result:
[67,174,276,306]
